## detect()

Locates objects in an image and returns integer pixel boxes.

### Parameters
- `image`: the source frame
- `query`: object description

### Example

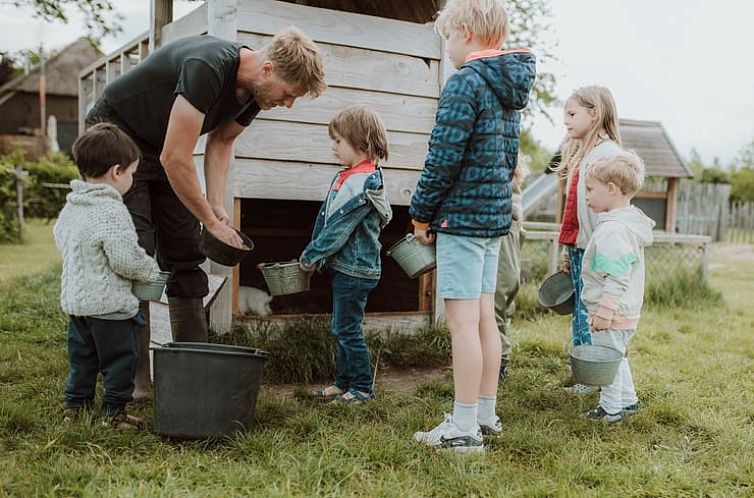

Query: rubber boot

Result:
[132,301,152,401]
[168,297,208,343]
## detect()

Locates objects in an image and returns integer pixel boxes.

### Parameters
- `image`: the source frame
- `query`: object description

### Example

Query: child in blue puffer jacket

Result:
[300,104,392,404]
[410,0,536,453]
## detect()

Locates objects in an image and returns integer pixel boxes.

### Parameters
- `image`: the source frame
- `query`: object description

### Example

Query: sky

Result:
[1,0,752,166]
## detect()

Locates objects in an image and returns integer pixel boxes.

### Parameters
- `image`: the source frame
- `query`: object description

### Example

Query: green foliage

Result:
[15,0,122,40]
[20,153,78,220]
[700,167,731,184]
[0,162,21,243]
[645,266,722,308]
[730,166,754,202]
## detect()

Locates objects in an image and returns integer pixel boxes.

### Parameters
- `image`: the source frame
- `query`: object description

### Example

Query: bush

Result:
[645,266,722,308]
[21,153,78,221]
[0,156,23,243]
[0,152,78,241]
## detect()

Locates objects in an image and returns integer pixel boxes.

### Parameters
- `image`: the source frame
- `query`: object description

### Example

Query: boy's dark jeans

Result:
[331,271,378,395]
[65,313,144,416]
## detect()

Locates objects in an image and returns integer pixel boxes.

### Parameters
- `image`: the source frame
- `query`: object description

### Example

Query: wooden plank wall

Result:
[231,0,443,206]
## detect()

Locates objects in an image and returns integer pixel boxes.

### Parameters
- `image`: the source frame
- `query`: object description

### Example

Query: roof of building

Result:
[0,38,99,98]
[619,119,692,178]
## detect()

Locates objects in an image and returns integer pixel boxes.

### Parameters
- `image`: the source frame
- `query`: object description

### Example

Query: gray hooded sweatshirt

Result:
[581,206,655,330]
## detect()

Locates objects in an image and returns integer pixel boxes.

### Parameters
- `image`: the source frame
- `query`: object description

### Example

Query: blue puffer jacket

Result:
[409,50,536,237]
[300,167,392,279]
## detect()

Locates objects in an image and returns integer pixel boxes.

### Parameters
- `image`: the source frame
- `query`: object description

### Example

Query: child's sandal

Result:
[310,385,344,399]
[331,389,373,405]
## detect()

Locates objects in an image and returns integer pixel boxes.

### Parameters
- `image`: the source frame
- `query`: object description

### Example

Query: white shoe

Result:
[478,415,502,437]
[413,414,484,454]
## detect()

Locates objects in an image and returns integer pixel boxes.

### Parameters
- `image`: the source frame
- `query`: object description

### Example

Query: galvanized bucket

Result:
[258,261,311,296]
[538,271,575,315]
[132,271,170,301]
[387,233,436,279]
[569,345,623,386]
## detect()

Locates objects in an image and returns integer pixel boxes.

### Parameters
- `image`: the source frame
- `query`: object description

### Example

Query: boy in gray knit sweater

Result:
[53,123,162,429]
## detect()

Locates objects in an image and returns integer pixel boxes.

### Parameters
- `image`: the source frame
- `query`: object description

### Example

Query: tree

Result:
[13,0,122,40]
[0,53,15,87]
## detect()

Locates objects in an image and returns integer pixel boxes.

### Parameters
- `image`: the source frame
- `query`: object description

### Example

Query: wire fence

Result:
[521,222,710,284]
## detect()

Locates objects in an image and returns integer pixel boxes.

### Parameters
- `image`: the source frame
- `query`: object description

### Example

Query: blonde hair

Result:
[512,154,530,189]
[588,150,645,196]
[435,0,509,48]
[264,26,326,97]
[554,85,621,176]
[329,105,389,162]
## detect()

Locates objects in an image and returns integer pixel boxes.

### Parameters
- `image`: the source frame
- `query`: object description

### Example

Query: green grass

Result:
[2,245,754,496]
[0,219,60,284]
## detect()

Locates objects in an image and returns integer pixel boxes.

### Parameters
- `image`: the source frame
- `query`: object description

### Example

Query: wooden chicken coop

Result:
[79,0,451,333]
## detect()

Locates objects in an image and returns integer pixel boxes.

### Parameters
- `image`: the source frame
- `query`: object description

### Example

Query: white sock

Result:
[477,395,497,423]
[452,401,478,432]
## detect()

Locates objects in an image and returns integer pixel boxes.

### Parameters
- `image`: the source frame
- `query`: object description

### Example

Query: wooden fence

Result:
[727,201,754,243]
[675,183,730,240]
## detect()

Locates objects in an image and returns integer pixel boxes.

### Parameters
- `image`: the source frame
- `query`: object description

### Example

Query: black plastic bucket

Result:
[151,342,268,439]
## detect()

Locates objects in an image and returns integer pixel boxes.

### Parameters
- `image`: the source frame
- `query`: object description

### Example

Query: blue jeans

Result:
[65,313,144,416]
[331,271,378,395]
[567,246,591,346]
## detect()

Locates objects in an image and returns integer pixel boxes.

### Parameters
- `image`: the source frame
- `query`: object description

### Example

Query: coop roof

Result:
[278,0,438,23]
[0,38,99,98]
[619,119,692,178]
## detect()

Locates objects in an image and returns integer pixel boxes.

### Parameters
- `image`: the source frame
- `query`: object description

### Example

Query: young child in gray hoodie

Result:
[581,150,655,423]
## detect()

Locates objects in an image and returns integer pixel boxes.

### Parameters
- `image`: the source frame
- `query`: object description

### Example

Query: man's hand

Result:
[212,205,231,224]
[299,260,316,272]
[414,226,435,245]
[589,314,611,331]
[206,221,245,249]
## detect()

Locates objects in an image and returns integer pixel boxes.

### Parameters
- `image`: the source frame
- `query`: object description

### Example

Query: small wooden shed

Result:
[1,37,99,155]
[80,0,451,333]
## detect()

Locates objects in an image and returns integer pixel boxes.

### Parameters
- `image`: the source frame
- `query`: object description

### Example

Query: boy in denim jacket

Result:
[410,0,536,452]
[300,105,392,404]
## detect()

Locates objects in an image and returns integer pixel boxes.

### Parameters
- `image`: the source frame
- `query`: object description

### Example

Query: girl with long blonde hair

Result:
[554,85,623,394]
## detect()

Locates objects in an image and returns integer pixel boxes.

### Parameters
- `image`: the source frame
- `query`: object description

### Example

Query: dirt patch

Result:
[263,365,449,399]
[709,243,754,269]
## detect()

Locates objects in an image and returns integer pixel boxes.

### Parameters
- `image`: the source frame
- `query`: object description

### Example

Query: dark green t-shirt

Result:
[102,35,260,150]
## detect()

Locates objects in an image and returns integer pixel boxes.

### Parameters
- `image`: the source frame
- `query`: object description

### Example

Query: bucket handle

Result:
[386,233,415,257]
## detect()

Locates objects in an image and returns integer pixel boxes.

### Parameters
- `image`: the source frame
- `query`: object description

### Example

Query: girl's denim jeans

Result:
[331,271,378,395]
[567,246,592,347]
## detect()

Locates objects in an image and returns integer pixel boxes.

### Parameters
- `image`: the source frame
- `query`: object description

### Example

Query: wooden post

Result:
[150,0,173,51]
[666,177,678,232]
[14,167,28,239]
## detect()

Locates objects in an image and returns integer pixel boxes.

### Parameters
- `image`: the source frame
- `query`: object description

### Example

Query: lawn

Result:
[0,219,60,284]
[1,242,753,497]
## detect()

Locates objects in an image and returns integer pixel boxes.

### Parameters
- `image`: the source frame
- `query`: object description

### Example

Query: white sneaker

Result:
[478,415,502,437]
[413,414,484,454]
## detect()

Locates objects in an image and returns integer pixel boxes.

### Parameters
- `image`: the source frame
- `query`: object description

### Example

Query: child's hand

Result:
[414,227,435,245]
[299,260,316,272]
[589,315,611,331]
[561,251,571,274]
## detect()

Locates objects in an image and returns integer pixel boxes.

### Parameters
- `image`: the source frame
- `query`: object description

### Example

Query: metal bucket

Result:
[569,345,623,386]
[258,260,311,296]
[132,271,170,301]
[387,234,436,279]
[538,271,575,315]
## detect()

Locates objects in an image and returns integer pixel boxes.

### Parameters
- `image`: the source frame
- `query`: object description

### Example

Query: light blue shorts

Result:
[436,232,503,300]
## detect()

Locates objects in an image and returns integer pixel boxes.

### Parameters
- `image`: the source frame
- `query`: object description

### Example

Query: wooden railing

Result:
[77,31,151,133]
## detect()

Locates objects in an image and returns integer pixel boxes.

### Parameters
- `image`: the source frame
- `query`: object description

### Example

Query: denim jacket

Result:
[300,167,392,279]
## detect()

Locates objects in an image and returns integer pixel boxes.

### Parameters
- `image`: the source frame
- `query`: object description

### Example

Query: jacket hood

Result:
[600,206,655,247]
[465,50,537,110]
[67,179,122,207]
